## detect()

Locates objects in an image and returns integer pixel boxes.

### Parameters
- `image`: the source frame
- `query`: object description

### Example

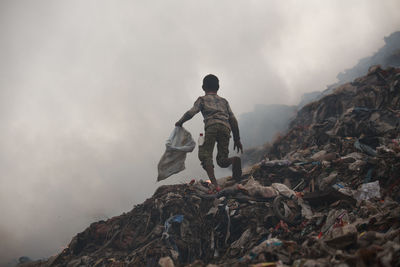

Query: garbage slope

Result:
[27,66,400,266]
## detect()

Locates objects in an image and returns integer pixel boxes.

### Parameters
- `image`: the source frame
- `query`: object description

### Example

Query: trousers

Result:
[198,123,231,169]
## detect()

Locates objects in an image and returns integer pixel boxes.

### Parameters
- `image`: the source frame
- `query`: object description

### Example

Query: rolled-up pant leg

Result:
[216,125,231,168]
[198,125,217,169]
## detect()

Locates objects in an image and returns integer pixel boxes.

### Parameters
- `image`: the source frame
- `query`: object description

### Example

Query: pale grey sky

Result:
[0,0,399,263]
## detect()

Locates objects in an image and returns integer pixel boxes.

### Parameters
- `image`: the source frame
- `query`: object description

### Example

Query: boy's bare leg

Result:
[231,157,242,180]
[204,165,218,188]
[221,157,242,180]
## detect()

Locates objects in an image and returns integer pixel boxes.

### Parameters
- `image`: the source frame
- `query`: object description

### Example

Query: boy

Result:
[175,74,243,190]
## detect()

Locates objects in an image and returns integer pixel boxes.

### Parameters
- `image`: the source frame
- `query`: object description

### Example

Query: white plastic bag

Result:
[354,180,381,201]
[157,127,196,181]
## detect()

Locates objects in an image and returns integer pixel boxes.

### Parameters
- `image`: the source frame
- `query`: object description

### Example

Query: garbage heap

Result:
[29,66,400,267]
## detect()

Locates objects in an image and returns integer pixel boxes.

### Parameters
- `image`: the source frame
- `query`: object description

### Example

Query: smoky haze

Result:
[0,0,399,263]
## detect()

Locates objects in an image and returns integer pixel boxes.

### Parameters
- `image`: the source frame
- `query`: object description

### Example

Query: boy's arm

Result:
[229,116,240,142]
[227,103,243,153]
[175,98,202,127]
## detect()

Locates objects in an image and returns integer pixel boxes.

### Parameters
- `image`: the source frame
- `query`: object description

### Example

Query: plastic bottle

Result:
[198,133,205,146]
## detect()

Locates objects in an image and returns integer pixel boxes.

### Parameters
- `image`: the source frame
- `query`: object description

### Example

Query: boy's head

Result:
[202,74,219,92]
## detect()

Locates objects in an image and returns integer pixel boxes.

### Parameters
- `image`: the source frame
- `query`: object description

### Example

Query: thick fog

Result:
[0,0,399,263]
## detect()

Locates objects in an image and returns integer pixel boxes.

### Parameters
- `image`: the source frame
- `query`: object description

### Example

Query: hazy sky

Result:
[0,0,399,263]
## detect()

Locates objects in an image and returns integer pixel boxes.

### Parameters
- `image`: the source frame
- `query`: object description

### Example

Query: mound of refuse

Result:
[25,67,400,267]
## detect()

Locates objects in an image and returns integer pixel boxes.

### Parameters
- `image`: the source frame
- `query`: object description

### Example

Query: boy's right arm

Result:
[175,98,202,127]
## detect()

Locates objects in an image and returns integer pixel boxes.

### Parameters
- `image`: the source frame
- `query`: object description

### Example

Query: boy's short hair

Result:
[202,74,219,92]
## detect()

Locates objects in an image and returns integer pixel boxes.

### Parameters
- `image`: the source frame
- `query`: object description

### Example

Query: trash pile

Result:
[26,66,400,267]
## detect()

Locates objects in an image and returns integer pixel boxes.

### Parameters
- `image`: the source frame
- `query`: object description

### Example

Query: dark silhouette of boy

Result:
[175,74,243,190]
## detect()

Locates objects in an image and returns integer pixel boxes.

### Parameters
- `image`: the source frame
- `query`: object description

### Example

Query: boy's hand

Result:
[234,140,243,154]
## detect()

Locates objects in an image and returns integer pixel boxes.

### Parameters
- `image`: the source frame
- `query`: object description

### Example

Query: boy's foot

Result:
[207,184,221,194]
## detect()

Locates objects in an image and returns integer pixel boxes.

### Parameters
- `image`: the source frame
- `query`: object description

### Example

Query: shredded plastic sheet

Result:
[157,127,195,181]
[355,180,381,201]
[163,214,184,237]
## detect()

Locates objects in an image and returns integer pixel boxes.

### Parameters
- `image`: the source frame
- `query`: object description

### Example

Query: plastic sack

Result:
[157,127,195,181]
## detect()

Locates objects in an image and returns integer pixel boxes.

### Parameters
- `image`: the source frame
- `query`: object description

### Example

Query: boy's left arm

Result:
[227,104,243,153]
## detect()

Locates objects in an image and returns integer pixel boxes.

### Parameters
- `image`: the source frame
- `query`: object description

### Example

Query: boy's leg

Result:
[231,157,242,180]
[198,125,218,187]
[215,125,231,168]
[216,125,242,180]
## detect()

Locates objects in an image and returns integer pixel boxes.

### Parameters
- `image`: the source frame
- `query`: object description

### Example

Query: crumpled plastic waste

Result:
[243,177,277,198]
[163,214,184,239]
[319,172,338,191]
[354,180,381,201]
[271,183,295,198]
